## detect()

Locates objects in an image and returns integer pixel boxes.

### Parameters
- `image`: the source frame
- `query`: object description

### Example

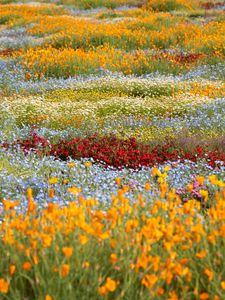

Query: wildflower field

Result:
[0,0,225,299]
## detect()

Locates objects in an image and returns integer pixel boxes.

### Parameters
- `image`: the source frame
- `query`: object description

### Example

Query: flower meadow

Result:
[0,0,225,299]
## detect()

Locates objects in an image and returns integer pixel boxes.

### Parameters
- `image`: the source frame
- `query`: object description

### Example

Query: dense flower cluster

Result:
[4,133,225,169]
[1,180,225,299]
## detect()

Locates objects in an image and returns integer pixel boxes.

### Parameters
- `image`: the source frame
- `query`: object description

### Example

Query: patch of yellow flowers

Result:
[1,176,225,299]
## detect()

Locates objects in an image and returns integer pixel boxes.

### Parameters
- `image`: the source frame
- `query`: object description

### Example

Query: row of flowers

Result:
[3,133,225,169]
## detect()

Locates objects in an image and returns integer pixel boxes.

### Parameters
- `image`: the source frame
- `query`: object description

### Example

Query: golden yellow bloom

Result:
[42,234,52,248]
[163,166,170,172]
[45,295,52,300]
[199,190,208,202]
[84,161,92,167]
[79,235,89,245]
[196,250,207,259]
[68,186,81,196]
[49,177,58,184]
[152,167,161,177]
[68,162,76,168]
[62,247,73,259]
[82,261,90,269]
[221,281,225,290]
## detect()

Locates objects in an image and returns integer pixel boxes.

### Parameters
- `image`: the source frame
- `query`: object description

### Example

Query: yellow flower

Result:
[84,161,92,167]
[221,281,225,290]
[199,190,208,202]
[68,186,81,196]
[152,167,161,177]
[163,166,170,171]
[68,162,76,167]
[105,277,117,292]
[62,247,73,259]
[196,250,207,259]
[61,264,70,278]
[79,235,89,245]
[49,177,58,184]
[82,261,90,269]
[45,295,52,300]
[42,234,52,248]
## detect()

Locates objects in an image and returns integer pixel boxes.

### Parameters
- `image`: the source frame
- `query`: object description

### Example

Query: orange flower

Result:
[27,188,33,201]
[0,278,9,293]
[196,250,207,259]
[62,247,73,259]
[144,182,151,191]
[141,274,158,288]
[105,277,117,292]
[2,200,20,211]
[98,286,107,296]
[200,293,209,300]
[110,253,118,264]
[82,261,90,269]
[49,189,55,198]
[196,176,205,185]
[22,262,32,271]
[157,287,164,295]
[204,268,213,281]
[61,264,70,278]
[45,295,52,300]
[221,281,225,290]
[115,177,121,185]
[33,255,39,265]
[9,264,16,275]
[79,235,89,245]
[68,187,81,196]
